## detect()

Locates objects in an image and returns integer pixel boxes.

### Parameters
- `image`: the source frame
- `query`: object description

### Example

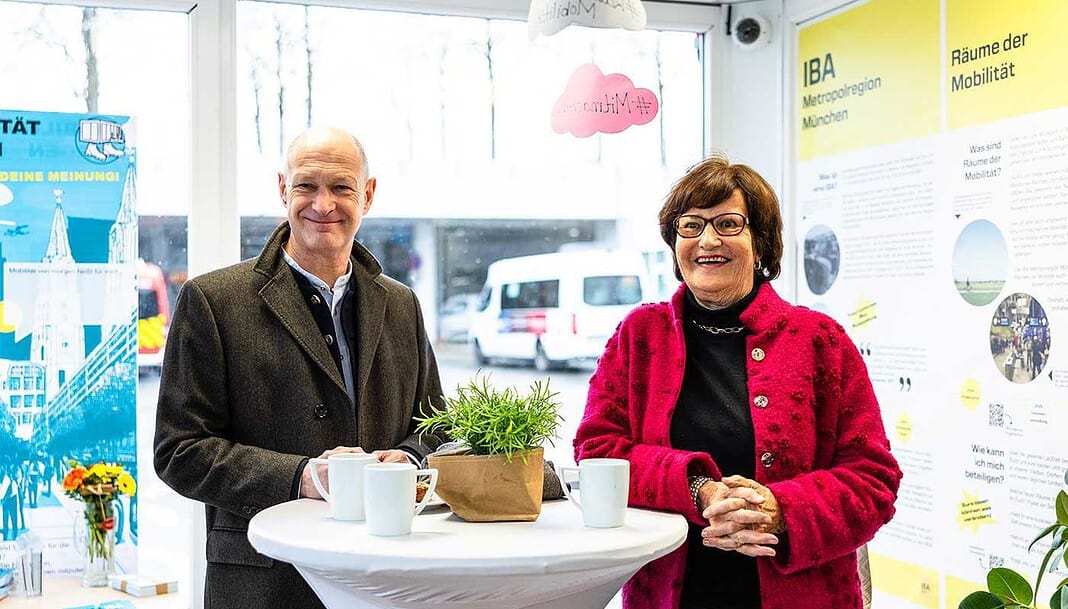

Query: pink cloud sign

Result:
[550,64,660,138]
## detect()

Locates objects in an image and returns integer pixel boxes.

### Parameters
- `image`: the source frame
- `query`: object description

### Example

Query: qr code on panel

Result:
[988,403,1004,428]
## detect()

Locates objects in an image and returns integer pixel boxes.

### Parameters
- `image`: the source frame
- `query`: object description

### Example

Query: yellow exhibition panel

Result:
[946,0,1068,129]
[797,0,940,161]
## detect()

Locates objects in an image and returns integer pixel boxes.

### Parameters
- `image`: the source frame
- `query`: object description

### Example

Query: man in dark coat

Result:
[154,126,446,609]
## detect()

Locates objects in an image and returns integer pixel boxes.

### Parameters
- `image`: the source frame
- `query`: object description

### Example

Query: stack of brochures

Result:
[109,574,178,597]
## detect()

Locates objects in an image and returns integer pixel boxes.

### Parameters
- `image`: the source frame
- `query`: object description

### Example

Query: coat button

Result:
[754,395,769,409]
[751,347,766,361]
[760,451,775,467]
[313,403,328,419]
[310,294,321,305]
[324,334,334,346]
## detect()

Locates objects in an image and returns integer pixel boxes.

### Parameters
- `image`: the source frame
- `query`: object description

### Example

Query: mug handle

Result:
[413,468,439,515]
[309,458,330,502]
[557,465,581,509]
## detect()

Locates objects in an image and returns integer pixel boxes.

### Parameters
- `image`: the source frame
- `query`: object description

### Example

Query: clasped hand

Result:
[299,446,412,499]
[698,475,781,557]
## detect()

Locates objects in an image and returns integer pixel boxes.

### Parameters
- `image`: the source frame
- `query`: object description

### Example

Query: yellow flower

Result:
[106,464,123,478]
[117,472,137,496]
[89,463,108,480]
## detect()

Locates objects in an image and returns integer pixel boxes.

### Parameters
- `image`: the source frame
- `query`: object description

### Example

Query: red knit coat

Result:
[574,282,902,609]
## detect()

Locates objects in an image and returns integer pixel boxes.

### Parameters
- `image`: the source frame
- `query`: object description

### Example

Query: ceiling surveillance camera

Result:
[733,15,770,49]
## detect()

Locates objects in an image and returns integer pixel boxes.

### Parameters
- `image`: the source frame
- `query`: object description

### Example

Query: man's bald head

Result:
[283,126,369,182]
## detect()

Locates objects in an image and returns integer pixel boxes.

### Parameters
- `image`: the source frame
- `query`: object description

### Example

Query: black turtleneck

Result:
[671,280,761,609]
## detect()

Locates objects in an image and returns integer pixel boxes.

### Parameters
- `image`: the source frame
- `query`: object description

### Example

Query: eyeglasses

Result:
[673,213,748,238]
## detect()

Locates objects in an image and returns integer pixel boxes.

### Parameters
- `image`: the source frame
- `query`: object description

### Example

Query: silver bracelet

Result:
[688,475,712,509]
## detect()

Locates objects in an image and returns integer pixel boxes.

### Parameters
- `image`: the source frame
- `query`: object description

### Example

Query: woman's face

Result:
[674,190,758,309]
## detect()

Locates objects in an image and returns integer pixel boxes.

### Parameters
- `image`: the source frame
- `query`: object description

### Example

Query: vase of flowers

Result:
[62,460,136,587]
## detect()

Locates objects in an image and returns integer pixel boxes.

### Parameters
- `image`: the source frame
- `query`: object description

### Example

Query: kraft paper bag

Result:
[428,447,544,522]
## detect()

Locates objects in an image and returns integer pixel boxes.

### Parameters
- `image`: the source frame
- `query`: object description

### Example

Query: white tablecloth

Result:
[248,498,687,609]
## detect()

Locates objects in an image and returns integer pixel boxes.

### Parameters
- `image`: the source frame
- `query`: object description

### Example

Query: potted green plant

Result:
[959,469,1068,609]
[416,372,562,522]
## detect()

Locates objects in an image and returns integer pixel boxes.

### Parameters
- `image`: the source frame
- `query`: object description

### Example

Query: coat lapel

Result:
[255,224,348,398]
[351,260,386,408]
[260,267,348,397]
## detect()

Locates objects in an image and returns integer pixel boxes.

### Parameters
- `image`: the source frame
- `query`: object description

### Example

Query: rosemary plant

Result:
[416,372,563,463]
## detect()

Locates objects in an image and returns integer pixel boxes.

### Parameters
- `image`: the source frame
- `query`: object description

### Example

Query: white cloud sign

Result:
[528,0,647,40]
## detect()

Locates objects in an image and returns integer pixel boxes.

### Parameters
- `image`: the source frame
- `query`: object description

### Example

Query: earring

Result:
[755,260,770,278]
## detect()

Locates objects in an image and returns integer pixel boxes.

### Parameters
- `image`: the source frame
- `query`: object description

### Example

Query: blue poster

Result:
[0,110,137,578]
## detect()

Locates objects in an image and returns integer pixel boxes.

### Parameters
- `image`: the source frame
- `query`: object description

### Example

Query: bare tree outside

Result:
[81,8,99,113]
[483,19,496,160]
[240,13,275,155]
[274,16,288,156]
[303,6,312,128]
[16,6,100,112]
[249,54,265,154]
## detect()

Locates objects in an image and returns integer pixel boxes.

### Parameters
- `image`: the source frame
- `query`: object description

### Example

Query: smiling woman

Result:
[574,153,901,609]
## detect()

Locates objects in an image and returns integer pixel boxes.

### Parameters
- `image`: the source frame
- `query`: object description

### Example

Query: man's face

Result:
[278,133,376,264]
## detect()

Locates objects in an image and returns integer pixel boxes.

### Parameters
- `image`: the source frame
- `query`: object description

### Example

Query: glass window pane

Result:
[236,2,703,477]
[0,0,190,591]
[502,280,560,310]
[584,275,643,306]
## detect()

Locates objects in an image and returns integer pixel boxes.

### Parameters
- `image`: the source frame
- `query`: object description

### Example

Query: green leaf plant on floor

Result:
[959,469,1068,609]
[415,371,563,463]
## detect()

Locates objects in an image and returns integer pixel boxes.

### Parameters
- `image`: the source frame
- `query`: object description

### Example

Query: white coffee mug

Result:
[557,458,630,528]
[364,463,439,536]
[309,453,379,521]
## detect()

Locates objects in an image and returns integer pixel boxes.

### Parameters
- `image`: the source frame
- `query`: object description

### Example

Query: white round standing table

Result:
[248,498,687,609]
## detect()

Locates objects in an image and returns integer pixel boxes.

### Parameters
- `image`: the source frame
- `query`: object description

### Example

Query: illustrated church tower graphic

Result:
[104,162,138,338]
[30,190,86,400]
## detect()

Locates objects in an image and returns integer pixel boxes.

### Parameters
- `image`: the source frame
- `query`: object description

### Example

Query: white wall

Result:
[704,0,861,301]
[705,0,794,298]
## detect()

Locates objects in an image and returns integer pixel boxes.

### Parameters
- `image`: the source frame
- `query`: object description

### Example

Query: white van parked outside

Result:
[469,250,648,371]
